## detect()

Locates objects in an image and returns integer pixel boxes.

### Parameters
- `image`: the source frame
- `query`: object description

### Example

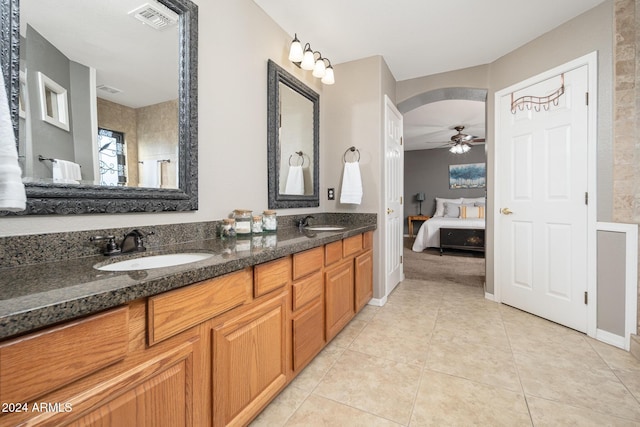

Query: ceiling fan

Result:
[446,126,485,154]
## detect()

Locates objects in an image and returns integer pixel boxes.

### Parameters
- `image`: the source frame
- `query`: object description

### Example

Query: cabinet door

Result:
[325,261,354,341]
[292,300,325,372]
[354,250,373,313]
[212,295,287,427]
[29,337,200,427]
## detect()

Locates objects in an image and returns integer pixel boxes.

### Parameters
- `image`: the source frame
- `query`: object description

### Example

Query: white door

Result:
[384,95,404,296]
[497,64,590,332]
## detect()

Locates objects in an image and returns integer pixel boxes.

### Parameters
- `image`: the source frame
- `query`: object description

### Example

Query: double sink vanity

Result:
[0,214,376,426]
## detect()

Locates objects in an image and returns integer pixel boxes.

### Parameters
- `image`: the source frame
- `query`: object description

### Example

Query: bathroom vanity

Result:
[0,220,374,426]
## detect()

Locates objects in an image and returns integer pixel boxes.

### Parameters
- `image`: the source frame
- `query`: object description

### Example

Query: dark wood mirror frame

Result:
[267,59,319,209]
[0,0,198,215]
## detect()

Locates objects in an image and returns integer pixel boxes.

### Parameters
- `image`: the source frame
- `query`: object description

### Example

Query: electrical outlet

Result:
[327,188,335,200]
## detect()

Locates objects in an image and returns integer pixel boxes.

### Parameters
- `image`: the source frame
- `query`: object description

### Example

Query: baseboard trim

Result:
[368,296,388,307]
[596,328,626,350]
[484,292,496,302]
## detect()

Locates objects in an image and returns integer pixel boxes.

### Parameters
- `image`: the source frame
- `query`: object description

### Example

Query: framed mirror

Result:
[267,59,319,209]
[1,0,198,215]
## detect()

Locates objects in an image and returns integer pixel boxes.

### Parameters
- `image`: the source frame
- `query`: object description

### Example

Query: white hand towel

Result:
[52,159,81,184]
[0,73,26,212]
[139,160,159,188]
[340,161,363,204]
[284,165,304,195]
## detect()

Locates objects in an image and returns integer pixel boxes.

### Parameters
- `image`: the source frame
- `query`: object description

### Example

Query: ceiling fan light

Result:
[288,34,304,63]
[321,65,335,84]
[462,143,471,153]
[300,47,315,70]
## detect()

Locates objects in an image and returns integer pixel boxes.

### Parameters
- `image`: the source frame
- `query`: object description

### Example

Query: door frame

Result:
[492,52,598,337]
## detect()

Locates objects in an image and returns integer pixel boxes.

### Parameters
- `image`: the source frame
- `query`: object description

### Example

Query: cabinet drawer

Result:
[343,234,363,257]
[0,307,129,404]
[292,271,323,311]
[254,256,291,297]
[325,241,343,266]
[293,246,323,280]
[148,268,252,345]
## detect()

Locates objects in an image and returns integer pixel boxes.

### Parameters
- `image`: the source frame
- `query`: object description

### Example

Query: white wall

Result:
[0,0,327,237]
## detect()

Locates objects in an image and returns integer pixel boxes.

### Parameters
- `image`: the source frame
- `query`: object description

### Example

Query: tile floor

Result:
[251,278,640,426]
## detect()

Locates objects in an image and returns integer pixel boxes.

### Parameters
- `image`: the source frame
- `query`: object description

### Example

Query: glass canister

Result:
[233,209,252,235]
[263,210,277,232]
[252,215,263,233]
[221,218,236,238]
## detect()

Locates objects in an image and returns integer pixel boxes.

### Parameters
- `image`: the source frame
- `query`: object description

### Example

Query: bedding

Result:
[411,216,486,252]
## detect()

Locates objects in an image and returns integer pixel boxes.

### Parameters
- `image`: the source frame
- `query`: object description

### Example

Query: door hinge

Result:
[400,255,403,264]
[400,196,403,205]
[400,136,403,146]
[585,192,588,205]
[584,291,588,305]
[585,92,589,106]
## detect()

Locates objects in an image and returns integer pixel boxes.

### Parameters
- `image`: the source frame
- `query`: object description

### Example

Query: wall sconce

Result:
[288,34,335,85]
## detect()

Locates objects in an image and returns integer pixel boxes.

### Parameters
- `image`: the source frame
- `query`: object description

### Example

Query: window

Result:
[97,128,127,186]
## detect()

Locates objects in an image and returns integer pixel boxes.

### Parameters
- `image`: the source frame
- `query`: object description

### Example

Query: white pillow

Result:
[462,197,485,205]
[434,197,462,217]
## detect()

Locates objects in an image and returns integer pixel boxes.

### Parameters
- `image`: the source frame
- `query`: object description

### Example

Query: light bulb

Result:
[312,58,326,78]
[321,66,335,85]
[300,48,315,70]
[288,35,303,63]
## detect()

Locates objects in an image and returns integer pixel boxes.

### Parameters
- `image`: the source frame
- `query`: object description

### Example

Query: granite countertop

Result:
[0,224,375,340]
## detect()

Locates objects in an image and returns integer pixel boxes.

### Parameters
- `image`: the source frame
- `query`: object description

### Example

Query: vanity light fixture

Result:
[288,34,335,85]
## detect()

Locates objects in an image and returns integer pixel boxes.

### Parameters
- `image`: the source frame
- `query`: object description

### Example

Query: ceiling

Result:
[254,0,606,151]
[22,0,179,109]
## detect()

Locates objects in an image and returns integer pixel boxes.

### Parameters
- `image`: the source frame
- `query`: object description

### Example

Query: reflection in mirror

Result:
[20,0,178,189]
[1,0,199,214]
[267,60,319,209]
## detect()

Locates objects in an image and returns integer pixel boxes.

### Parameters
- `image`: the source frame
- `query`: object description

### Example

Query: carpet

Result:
[403,237,485,287]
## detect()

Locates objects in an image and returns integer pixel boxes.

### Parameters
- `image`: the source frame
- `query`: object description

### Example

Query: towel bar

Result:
[38,155,56,163]
[288,151,305,167]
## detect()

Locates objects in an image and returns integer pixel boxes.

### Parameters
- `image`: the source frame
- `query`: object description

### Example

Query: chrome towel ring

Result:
[343,146,360,163]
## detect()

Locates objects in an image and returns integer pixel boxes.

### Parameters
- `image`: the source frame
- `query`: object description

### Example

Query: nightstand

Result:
[408,215,430,237]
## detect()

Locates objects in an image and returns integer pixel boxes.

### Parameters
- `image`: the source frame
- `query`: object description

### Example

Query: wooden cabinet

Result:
[66,338,199,427]
[0,230,374,427]
[212,294,287,427]
[355,250,373,312]
[325,260,355,341]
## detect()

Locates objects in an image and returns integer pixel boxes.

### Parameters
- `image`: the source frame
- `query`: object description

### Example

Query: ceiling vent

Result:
[97,84,123,95]
[129,3,178,30]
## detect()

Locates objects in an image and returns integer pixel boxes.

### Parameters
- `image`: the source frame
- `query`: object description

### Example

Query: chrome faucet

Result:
[90,229,154,256]
[295,215,315,229]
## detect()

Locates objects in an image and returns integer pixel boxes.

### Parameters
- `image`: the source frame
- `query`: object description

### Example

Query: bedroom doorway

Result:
[494,53,597,334]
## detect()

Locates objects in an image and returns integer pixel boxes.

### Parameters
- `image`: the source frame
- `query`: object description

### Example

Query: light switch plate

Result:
[328,188,335,200]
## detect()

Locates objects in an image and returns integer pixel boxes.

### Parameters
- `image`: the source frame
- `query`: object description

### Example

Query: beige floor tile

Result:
[613,368,640,401]
[250,385,309,426]
[432,319,511,350]
[353,304,380,322]
[349,318,432,366]
[284,394,402,427]
[527,395,639,426]
[425,339,521,391]
[330,318,368,348]
[290,341,345,392]
[410,370,532,426]
[515,353,640,421]
[588,338,640,371]
[314,349,422,425]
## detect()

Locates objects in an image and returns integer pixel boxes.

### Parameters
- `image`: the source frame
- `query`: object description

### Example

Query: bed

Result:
[411,217,486,252]
[411,197,486,253]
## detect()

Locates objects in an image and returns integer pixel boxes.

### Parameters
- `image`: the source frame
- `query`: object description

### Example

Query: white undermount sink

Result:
[95,252,214,272]
[304,225,345,231]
